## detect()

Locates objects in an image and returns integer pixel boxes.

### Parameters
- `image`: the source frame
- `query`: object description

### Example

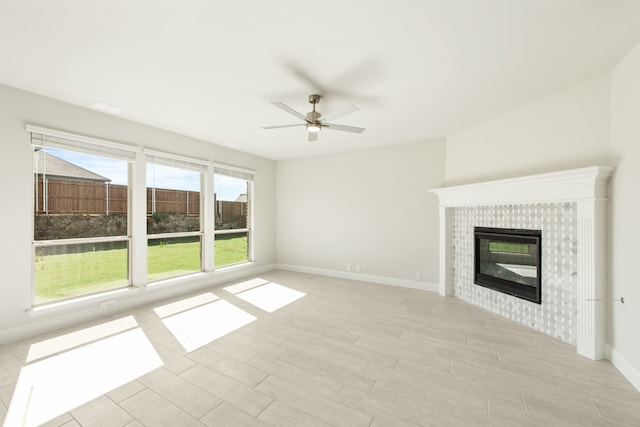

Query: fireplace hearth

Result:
[474,227,541,304]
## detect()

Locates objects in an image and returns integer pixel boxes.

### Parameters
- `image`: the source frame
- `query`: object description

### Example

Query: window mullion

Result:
[130,153,148,287]
[202,164,215,271]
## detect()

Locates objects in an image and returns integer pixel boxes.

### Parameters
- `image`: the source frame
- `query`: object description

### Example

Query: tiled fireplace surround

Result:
[431,167,614,360]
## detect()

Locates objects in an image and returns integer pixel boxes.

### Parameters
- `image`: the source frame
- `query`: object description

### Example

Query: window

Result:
[146,152,206,282]
[29,125,258,306]
[214,166,253,267]
[31,127,136,305]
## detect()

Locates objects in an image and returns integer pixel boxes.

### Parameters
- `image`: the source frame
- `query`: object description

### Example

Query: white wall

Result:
[609,41,640,390]
[276,140,446,288]
[446,74,614,185]
[0,84,277,343]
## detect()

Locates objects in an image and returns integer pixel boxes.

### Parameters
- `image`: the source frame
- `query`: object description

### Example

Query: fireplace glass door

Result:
[474,227,542,304]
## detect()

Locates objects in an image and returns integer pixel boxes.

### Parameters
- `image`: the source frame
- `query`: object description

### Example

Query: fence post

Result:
[44,178,49,215]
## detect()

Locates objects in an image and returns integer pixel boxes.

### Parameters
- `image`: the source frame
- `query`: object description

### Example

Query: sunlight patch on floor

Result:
[153,292,219,318]
[235,282,306,313]
[223,277,269,294]
[160,300,256,353]
[5,327,162,427]
[26,315,139,363]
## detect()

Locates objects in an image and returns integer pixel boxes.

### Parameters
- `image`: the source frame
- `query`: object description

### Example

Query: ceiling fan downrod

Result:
[306,94,321,132]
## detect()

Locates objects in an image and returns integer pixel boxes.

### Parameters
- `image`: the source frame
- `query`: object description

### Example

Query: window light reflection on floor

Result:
[223,277,269,294]
[4,324,163,427]
[157,299,256,353]
[25,315,139,363]
[153,292,220,319]
[235,282,306,313]
[6,281,307,425]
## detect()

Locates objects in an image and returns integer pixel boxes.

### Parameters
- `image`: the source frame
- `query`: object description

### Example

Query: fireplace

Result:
[430,166,614,359]
[474,227,541,304]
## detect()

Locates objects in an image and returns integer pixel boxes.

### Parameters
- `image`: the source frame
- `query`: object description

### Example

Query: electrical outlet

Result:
[347,264,351,271]
[355,265,361,272]
[416,272,422,280]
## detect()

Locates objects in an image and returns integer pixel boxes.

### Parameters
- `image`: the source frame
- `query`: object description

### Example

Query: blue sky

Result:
[45,148,247,201]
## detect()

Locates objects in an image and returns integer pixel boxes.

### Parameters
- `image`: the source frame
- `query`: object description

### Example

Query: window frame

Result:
[29,126,137,306]
[145,151,208,282]
[213,164,255,268]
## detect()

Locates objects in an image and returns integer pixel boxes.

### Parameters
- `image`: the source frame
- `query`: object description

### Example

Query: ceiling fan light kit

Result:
[262,93,365,141]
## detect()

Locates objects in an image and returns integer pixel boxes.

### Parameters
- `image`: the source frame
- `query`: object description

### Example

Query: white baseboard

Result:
[607,345,640,392]
[275,263,439,292]
[249,263,278,275]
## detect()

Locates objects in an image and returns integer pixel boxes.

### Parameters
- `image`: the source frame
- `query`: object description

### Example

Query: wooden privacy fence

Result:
[147,187,200,216]
[34,179,246,227]
[215,198,247,229]
[35,178,128,215]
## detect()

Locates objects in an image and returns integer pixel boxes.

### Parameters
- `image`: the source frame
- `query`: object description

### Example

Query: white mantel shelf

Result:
[430,166,614,207]
[430,166,614,361]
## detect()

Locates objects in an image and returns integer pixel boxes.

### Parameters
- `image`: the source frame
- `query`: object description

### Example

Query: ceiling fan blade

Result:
[284,62,329,94]
[271,102,308,122]
[323,123,365,133]
[308,132,318,142]
[261,123,305,130]
[319,103,359,123]
[278,59,380,105]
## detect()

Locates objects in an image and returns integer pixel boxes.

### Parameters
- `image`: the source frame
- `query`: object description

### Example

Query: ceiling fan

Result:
[262,94,365,141]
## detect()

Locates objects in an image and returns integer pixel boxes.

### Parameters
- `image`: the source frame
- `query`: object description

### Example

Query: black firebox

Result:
[474,227,542,304]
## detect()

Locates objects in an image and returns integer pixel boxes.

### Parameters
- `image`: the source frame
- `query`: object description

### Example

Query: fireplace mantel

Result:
[430,166,614,360]
[431,166,613,207]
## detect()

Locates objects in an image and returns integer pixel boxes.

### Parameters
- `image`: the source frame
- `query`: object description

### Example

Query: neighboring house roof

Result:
[34,150,111,182]
[235,194,247,202]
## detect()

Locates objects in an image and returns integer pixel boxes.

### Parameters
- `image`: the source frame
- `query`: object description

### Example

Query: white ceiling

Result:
[2,0,640,161]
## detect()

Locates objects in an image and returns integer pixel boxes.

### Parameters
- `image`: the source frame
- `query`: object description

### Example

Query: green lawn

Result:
[34,235,248,304]
[147,237,201,282]
[214,233,249,267]
[34,243,129,304]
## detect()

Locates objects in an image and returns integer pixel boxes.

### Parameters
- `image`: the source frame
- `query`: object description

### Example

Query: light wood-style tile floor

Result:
[1,270,639,426]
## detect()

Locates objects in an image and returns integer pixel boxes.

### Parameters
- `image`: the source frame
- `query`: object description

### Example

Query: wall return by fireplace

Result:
[474,227,542,304]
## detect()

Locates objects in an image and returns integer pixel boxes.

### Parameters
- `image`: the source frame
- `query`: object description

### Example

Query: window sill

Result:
[27,262,256,318]
[146,271,207,289]
[214,261,253,272]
